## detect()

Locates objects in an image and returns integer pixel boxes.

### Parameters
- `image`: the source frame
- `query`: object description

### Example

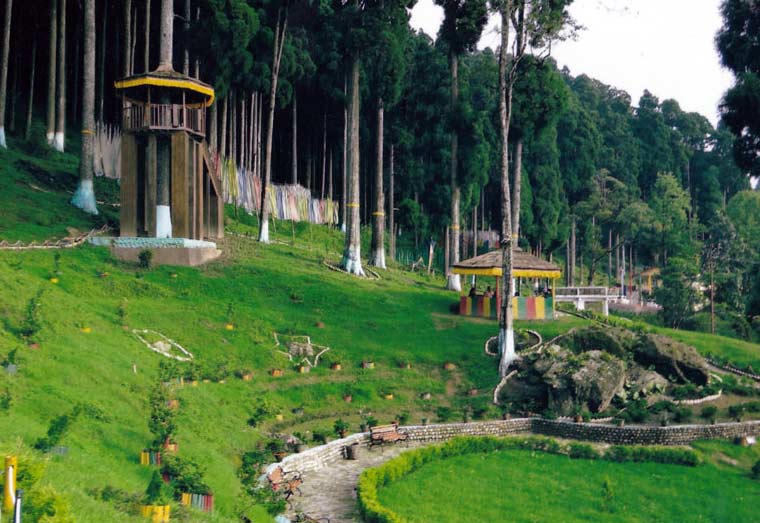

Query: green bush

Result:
[700,405,718,423]
[138,249,153,269]
[752,460,760,480]
[568,442,600,460]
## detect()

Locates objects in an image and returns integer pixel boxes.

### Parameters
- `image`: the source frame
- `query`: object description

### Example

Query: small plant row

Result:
[706,355,760,381]
[358,436,702,523]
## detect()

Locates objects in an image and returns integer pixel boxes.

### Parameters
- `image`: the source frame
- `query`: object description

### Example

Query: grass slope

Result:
[1,151,758,521]
[377,445,760,523]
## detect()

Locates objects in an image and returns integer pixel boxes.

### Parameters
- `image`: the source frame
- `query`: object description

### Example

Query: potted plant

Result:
[330,361,342,371]
[443,362,456,371]
[342,384,355,403]
[398,360,411,369]
[296,363,310,374]
[266,438,287,462]
[333,419,350,438]
[361,359,375,369]
[141,470,172,522]
[270,368,284,377]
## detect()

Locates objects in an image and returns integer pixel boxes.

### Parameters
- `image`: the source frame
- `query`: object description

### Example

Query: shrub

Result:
[569,443,600,460]
[727,404,745,421]
[752,460,760,480]
[138,249,153,269]
[435,406,453,422]
[700,405,718,423]
[143,470,172,505]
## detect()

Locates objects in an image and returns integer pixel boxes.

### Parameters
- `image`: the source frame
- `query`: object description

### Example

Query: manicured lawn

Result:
[377,447,760,523]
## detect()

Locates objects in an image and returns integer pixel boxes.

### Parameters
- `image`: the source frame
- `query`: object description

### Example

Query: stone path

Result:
[287,443,423,522]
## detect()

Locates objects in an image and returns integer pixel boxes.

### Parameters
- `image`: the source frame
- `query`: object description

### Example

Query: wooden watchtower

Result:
[115,70,223,240]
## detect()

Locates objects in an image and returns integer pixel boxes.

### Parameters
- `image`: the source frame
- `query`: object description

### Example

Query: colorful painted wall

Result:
[459,296,554,320]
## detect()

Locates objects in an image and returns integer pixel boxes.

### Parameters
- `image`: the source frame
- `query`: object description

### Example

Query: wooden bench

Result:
[267,466,303,500]
[369,422,409,450]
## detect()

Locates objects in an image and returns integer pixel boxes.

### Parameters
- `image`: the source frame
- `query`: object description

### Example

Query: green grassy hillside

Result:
[1,150,759,522]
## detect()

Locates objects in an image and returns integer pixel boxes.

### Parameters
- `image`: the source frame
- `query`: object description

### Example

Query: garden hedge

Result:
[357,436,701,523]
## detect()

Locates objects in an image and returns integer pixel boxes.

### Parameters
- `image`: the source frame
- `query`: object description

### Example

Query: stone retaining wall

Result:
[268,418,760,475]
[533,419,760,446]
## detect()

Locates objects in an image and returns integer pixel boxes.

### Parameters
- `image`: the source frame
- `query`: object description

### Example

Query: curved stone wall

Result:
[268,418,760,475]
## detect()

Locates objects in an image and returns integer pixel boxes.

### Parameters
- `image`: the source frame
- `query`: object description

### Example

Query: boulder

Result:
[625,365,669,398]
[570,351,627,413]
[557,326,637,358]
[530,345,627,414]
[633,334,709,385]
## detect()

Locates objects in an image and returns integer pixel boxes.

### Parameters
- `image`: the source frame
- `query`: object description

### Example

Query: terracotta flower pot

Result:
[297,365,310,374]
[443,362,456,370]
[242,373,253,381]
[270,369,284,377]
[384,393,394,400]
[343,394,353,403]
[331,363,342,371]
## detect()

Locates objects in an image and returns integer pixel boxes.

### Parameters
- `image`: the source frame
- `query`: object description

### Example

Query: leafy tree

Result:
[655,256,700,329]
[717,0,760,177]
[648,172,693,263]
[435,0,489,291]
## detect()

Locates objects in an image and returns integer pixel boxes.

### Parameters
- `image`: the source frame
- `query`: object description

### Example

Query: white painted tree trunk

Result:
[340,52,365,276]
[46,0,57,144]
[369,98,386,269]
[72,0,98,215]
[258,8,287,243]
[498,3,516,378]
[53,0,66,152]
[445,52,461,291]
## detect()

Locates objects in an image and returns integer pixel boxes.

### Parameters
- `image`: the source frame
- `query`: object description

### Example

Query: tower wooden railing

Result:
[123,103,206,137]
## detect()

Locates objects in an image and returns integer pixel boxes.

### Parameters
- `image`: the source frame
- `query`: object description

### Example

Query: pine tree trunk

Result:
[156,0,174,238]
[512,138,523,239]
[369,97,386,268]
[54,0,66,151]
[72,0,97,214]
[25,36,36,140]
[144,0,150,71]
[389,144,395,261]
[258,8,286,243]
[183,0,190,75]
[97,0,105,122]
[0,0,13,147]
[157,0,172,71]
[341,74,347,232]
[220,95,227,158]
[71,19,79,128]
[122,0,131,75]
[472,204,477,257]
[46,0,57,144]
[340,50,364,275]
[291,92,297,184]
[130,4,137,74]
[328,148,333,200]
[321,112,327,199]
[209,100,217,152]
[498,3,516,378]
[9,47,17,134]
[446,51,461,291]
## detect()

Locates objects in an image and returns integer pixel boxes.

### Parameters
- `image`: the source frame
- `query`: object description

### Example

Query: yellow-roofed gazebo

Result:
[452,248,561,320]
